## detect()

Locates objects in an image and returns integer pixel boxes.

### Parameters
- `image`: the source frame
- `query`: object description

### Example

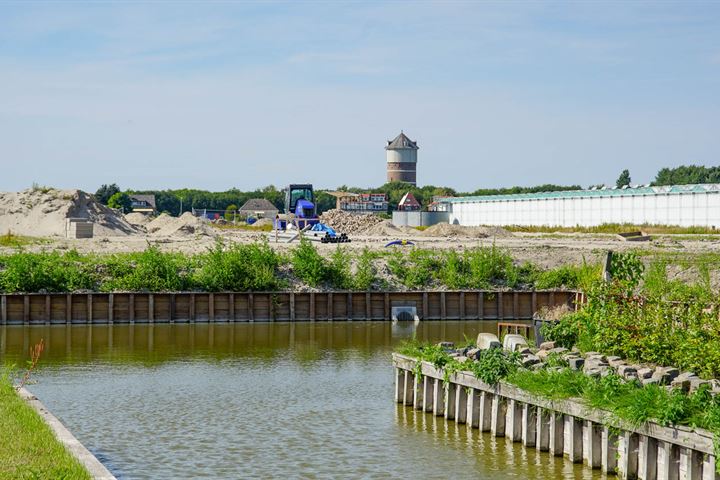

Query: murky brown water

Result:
[1,322,605,479]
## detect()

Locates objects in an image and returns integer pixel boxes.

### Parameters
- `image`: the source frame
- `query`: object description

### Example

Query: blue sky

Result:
[1,1,719,192]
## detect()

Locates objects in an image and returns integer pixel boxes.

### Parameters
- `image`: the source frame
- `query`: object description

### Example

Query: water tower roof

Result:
[386,131,418,150]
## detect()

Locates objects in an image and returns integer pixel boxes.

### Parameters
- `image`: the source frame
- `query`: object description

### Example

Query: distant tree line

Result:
[652,165,720,186]
[94,164,720,216]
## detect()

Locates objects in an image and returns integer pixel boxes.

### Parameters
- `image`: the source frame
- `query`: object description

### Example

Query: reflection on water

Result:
[0,322,602,480]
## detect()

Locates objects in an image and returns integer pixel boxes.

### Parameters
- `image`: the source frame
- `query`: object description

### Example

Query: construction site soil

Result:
[2,191,720,284]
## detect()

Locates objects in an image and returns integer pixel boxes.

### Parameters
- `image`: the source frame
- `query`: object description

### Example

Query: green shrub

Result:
[327,246,352,289]
[290,238,328,287]
[194,240,283,291]
[352,248,376,290]
[100,246,193,292]
[0,250,97,293]
[534,261,600,290]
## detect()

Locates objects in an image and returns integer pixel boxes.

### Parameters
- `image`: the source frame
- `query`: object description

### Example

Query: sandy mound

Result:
[252,218,274,227]
[146,212,215,237]
[125,212,153,226]
[0,188,140,237]
[419,223,513,238]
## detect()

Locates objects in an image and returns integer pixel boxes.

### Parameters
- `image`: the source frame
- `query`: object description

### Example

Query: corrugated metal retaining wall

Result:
[0,290,575,325]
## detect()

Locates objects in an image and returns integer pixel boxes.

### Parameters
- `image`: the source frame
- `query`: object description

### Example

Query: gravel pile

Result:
[319,209,387,235]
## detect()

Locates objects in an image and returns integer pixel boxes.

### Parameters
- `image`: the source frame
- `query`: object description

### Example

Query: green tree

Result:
[224,204,238,221]
[107,192,132,213]
[616,169,631,188]
[95,184,120,204]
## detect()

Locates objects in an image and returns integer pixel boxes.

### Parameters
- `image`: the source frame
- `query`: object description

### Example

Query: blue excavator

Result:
[273,184,349,243]
[275,184,319,230]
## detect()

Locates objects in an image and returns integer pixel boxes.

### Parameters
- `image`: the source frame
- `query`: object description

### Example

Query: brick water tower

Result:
[386,131,418,185]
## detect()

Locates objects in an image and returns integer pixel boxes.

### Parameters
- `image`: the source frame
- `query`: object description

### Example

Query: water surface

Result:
[1,322,604,479]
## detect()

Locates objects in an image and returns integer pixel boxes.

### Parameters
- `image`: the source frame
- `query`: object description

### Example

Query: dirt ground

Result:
[2,188,719,274]
[6,227,720,270]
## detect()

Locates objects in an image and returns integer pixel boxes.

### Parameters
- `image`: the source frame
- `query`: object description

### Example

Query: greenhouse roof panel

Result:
[446,184,720,203]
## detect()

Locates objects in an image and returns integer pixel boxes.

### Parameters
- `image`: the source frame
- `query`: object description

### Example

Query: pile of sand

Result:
[252,218,274,227]
[419,223,513,238]
[0,188,140,237]
[146,212,215,237]
[124,212,153,226]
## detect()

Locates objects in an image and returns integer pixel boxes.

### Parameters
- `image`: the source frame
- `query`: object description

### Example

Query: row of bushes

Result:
[0,240,594,293]
[543,252,720,378]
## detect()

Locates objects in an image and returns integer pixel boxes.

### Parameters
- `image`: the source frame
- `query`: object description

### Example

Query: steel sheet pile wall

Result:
[0,291,575,324]
[393,354,719,479]
[448,184,720,228]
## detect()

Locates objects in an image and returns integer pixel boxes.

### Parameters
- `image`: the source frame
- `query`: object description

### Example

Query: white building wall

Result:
[448,191,720,228]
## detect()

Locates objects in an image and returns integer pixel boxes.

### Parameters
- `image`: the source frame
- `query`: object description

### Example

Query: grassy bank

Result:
[0,373,91,479]
[0,240,597,293]
[398,341,720,457]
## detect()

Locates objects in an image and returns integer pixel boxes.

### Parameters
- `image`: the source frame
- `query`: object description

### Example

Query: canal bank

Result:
[393,349,720,480]
[0,289,576,324]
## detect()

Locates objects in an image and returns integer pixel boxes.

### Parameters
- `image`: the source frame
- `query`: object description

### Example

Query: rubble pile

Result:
[319,209,388,235]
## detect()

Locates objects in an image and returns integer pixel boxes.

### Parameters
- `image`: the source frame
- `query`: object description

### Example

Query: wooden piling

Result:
[433,378,445,416]
[522,403,537,447]
[455,385,467,424]
[491,394,507,437]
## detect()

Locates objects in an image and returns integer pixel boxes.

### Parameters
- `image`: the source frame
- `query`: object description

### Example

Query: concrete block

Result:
[395,368,404,403]
[679,448,702,480]
[444,382,456,420]
[466,389,480,428]
[638,435,658,480]
[503,334,528,352]
[466,348,481,360]
[536,407,550,452]
[602,426,619,474]
[413,374,423,410]
[455,385,467,424]
[477,333,502,350]
[702,454,717,480]
[583,420,602,468]
[479,391,492,432]
[656,441,679,480]
[539,341,556,350]
[506,399,523,442]
[618,432,639,480]
[433,378,445,416]
[491,394,507,437]
[521,354,541,367]
[403,370,414,406]
[569,357,585,371]
[522,403,536,447]
[549,411,564,457]
[564,415,583,463]
[637,367,655,379]
[422,375,434,412]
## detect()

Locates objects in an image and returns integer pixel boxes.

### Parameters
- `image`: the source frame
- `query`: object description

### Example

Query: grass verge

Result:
[505,223,720,235]
[0,373,91,479]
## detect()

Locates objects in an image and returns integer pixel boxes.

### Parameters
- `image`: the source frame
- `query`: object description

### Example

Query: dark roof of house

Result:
[130,194,156,209]
[239,198,279,212]
[386,132,418,150]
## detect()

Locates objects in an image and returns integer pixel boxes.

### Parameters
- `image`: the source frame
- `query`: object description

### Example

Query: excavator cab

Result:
[276,184,318,230]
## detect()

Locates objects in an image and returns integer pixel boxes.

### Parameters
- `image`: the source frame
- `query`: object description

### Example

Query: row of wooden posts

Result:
[0,290,577,325]
[394,354,718,480]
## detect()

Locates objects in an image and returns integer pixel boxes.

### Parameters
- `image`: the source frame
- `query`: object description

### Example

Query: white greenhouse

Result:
[446,184,720,228]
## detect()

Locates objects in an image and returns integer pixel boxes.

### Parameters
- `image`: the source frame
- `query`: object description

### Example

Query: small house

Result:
[238,198,279,219]
[397,192,421,211]
[130,194,157,214]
